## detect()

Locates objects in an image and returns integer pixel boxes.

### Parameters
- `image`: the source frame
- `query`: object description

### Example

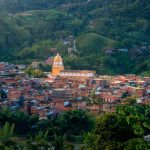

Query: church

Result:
[52,53,96,79]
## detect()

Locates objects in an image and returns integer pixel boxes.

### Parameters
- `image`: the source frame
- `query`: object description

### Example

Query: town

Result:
[0,53,150,119]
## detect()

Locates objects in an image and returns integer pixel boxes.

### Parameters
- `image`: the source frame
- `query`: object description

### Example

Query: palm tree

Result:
[0,122,15,140]
[53,134,66,150]
[29,131,52,150]
[0,122,31,150]
[0,122,17,149]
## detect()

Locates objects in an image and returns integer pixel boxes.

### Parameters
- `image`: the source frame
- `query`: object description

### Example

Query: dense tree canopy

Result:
[0,105,150,149]
[83,105,150,150]
[0,0,150,74]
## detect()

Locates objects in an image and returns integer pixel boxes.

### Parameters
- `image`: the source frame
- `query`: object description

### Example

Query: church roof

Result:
[53,53,63,62]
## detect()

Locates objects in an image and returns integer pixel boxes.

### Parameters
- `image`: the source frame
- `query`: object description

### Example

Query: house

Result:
[30,62,44,69]
[118,48,128,52]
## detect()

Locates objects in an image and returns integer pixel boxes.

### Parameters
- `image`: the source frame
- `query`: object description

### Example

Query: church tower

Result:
[52,53,64,76]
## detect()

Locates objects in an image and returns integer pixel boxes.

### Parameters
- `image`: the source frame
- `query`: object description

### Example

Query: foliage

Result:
[58,110,95,135]
[0,0,149,74]
[84,113,134,150]
[30,131,49,145]
[0,105,149,149]
[27,131,53,149]
[52,134,66,150]
[124,138,150,150]
[0,122,20,150]
[123,97,137,105]
[64,143,74,150]
[76,33,118,54]
[84,105,150,150]
[25,67,46,78]
[0,108,39,135]
[116,105,150,135]
[18,40,53,60]
[0,122,15,140]
[141,71,150,77]
[135,59,150,76]
[38,63,51,72]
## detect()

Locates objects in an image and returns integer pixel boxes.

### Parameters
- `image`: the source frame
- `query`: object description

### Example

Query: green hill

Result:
[0,0,149,75]
[76,33,118,54]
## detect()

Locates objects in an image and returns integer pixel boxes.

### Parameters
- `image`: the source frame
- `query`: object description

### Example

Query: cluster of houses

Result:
[105,45,150,55]
[0,56,150,119]
[0,62,25,76]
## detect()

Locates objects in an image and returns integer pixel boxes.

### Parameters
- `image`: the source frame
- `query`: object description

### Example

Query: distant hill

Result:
[0,0,149,75]
[76,33,118,54]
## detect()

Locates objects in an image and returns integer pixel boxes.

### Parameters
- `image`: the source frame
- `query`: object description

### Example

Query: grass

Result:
[76,33,118,54]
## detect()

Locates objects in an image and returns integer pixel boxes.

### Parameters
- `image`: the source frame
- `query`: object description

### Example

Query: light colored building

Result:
[60,70,95,78]
[30,62,43,69]
[52,53,64,76]
[51,53,96,78]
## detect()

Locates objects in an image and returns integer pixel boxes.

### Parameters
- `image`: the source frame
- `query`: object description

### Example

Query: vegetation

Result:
[25,67,46,78]
[76,33,118,54]
[0,122,15,141]
[0,104,149,149]
[83,105,150,150]
[0,0,149,75]
[0,108,94,149]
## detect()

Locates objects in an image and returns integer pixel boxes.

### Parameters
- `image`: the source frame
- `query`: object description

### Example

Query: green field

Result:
[76,33,118,54]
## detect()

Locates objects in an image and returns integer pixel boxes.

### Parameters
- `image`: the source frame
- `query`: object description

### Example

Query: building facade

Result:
[52,53,64,76]
[60,70,95,78]
[52,53,95,78]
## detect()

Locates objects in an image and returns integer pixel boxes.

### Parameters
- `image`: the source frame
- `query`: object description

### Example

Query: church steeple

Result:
[53,53,63,66]
[52,53,64,76]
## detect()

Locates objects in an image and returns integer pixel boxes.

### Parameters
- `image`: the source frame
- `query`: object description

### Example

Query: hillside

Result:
[0,0,149,75]
[76,33,118,54]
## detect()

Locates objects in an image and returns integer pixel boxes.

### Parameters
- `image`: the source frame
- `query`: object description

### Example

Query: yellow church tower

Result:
[52,53,64,76]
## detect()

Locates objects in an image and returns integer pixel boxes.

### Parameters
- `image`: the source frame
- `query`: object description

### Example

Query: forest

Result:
[0,0,150,75]
[0,1,150,149]
[0,104,150,149]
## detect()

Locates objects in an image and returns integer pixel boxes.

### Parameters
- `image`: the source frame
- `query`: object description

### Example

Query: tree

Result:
[0,122,17,149]
[0,108,39,135]
[83,112,137,150]
[28,131,52,149]
[116,105,150,136]
[38,63,52,72]
[25,67,34,77]
[52,134,66,150]
[58,110,94,135]
[32,69,46,78]
[0,122,15,140]
[124,138,150,150]
[123,96,137,105]
[25,67,46,78]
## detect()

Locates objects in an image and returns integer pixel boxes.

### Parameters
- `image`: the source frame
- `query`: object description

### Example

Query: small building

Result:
[45,57,54,65]
[60,70,95,78]
[118,48,128,52]
[52,88,67,99]
[30,62,43,69]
